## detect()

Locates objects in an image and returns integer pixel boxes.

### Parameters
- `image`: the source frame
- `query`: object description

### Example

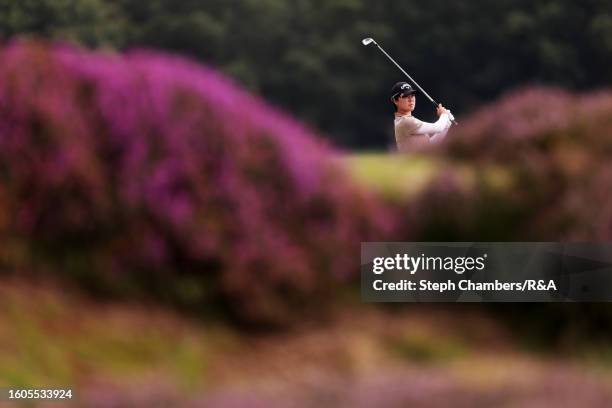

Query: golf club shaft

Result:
[371,41,458,125]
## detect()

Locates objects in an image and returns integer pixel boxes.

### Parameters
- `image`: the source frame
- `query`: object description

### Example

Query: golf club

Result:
[362,37,458,125]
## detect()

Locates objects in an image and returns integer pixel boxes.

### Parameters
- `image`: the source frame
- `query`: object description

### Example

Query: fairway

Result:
[339,153,442,201]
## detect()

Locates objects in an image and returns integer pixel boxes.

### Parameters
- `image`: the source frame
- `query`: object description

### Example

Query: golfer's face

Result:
[398,94,416,111]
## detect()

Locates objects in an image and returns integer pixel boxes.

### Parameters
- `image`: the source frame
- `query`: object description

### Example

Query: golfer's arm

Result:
[429,128,449,143]
[413,113,451,135]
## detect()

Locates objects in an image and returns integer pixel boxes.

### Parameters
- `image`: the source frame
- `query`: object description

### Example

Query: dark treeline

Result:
[1,0,612,148]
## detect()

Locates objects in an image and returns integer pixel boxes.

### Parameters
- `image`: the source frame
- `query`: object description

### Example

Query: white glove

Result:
[446,110,455,122]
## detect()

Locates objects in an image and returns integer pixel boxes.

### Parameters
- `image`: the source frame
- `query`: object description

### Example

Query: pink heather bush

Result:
[446,86,612,164]
[79,369,612,407]
[417,86,612,240]
[0,41,392,323]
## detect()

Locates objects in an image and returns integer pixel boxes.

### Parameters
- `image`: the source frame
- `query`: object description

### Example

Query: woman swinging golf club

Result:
[361,37,457,152]
[391,81,455,152]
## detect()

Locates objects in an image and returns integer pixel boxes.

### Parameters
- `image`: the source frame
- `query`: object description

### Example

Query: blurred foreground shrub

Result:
[402,87,612,241]
[450,87,612,240]
[0,41,393,324]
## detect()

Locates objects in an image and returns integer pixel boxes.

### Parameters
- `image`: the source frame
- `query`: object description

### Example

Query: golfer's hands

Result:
[436,104,448,116]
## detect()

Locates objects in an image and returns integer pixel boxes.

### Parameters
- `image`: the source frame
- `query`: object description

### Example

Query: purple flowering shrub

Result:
[407,87,612,241]
[0,41,392,323]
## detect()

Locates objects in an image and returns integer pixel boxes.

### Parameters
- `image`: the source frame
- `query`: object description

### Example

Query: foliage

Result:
[0,41,392,324]
[440,86,612,240]
[0,0,126,47]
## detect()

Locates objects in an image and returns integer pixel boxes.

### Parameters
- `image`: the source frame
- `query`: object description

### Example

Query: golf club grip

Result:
[433,101,459,125]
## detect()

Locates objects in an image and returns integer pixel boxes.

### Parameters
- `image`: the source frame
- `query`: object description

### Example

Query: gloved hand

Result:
[446,110,455,122]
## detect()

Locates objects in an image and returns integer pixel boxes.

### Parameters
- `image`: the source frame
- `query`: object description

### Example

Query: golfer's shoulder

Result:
[394,115,422,133]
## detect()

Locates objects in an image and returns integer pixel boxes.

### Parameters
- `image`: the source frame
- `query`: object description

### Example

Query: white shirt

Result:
[394,112,452,152]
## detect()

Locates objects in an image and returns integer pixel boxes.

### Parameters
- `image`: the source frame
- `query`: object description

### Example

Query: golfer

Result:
[391,81,454,152]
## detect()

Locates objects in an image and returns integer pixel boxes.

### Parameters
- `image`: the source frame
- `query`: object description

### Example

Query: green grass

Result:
[387,329,467,364]
[340,152,515,203]
[340,152,441,201]
[0,282,210,391]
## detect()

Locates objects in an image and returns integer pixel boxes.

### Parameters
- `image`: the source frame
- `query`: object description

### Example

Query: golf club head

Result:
[362,37,375,46]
